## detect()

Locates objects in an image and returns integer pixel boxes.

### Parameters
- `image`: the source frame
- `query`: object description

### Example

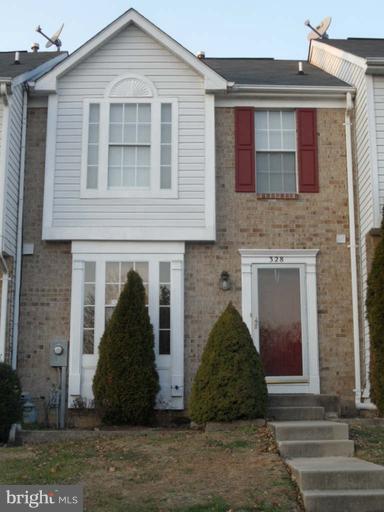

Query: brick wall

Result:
[17,108,71,406]
[185,108,355,405]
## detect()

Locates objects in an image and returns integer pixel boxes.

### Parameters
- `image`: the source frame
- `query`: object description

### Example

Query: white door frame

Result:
[239,248,320,394]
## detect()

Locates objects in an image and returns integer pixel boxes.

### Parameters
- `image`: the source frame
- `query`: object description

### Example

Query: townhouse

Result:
[309,38,384,406]
[1,10,370,419]
[0,50,66,366]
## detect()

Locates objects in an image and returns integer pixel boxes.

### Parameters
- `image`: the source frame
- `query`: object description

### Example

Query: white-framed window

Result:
[81,97,178,199]
[255,110,297,194]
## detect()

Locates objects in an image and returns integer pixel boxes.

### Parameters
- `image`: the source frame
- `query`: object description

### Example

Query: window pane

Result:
[161,145,171,165]
[282,153,296,173]
[137,146,150,166]
[160,307,170,329]
[121,262,133,281]
[283,173,296,192]
[282,111,295,129]
[255,111,267,130]
[136,167,150,187]
[256,172,269,194]
[270,173,283,193]
[283,131,296,150]
[161,124,172,143]
[159,330,170,355]
[160,166,172,189]
[84,284,95,306]
[123,146,135,166]
[137,124,151,143]
[269,111,281,129]
[89,104,100,123]
[161,103,172,123]
[108,167,121,187]
[83,306,95,328]
[83,330,94,355]
[135,262,149,282]
[269,131,282,150]
[110,104,123,122]
[105,307,114,326]
[88,145,98,165]
[105,284,119,305]
[109,146,122,166]
[106,262,119,283]
[159,262,171,282]
[160,284,170,305]
[122,167,136,187]
[124,104,136,122]
[138,104,151,122]
[255,130,268,150]
[109,124,123,144]
[88,124,99,143]
[270,153,282,173]
[123,124,137,144]
[256,153,268,171]
[84,262,96,282]
[87,166,98,189]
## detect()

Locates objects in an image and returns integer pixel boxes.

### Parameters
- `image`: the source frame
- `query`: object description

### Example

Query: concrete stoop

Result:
[268,396,384,511]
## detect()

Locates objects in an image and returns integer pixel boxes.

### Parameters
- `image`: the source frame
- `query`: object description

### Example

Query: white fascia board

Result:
[34,9,227,93]
[72,241,185,255]
[310,40,367,70]
[228,84,355,97]
[43,226,216,242]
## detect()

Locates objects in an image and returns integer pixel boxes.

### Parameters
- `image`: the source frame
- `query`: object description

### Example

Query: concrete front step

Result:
[303,489,384,512]
[269,394,340,414]
[278,439,354,458]
[270,420,349,441]
[267,406,325,421]
[289,457,384,491]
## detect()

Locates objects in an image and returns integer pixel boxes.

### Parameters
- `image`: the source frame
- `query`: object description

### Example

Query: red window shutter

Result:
[297,109,319,193]
[235,108,255,192]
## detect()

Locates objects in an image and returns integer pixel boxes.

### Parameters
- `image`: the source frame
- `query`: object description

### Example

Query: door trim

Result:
[239,248,320,394]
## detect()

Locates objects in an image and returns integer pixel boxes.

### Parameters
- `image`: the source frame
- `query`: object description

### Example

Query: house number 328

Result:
[270,256,284,263]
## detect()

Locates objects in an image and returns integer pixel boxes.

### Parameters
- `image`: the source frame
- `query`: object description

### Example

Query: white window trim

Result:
[239,248,320,394]
[80,97,179,199]
[68,241,185,410]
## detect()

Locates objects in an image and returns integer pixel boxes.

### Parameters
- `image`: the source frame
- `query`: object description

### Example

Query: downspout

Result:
[345,91,376,410]
[11,89,27,369]
[0,257,9,361]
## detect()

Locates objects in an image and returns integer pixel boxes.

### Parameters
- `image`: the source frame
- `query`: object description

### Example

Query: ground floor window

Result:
[68,242,185,410]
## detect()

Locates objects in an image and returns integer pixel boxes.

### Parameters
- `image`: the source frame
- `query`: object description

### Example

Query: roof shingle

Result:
[0,51,65,79]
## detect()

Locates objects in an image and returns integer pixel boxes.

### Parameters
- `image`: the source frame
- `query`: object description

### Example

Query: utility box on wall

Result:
[50,339,69,367]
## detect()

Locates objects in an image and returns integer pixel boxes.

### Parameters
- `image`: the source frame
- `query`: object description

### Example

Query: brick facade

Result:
[17,108,71,405]
[184,107,355,406]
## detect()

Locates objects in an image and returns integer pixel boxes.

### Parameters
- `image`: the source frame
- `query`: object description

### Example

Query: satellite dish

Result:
[36,23,64,50]
[305,16,332,41]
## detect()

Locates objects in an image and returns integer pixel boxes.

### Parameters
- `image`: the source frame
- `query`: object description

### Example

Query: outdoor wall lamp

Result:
[220,271,232,291]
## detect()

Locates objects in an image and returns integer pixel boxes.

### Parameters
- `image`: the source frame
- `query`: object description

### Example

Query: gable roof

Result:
[0,51,66,80]
[318,38,384,59]
[34,8,227,92]
[203,58,349,87]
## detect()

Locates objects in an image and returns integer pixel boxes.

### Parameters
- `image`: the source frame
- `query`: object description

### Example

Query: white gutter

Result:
[11,89,27,370]
[229,84,355,96]
[345,91,376,410]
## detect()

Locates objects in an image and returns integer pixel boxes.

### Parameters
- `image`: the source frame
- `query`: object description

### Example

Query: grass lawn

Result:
[0,425,301,512]
[350,420,384,465]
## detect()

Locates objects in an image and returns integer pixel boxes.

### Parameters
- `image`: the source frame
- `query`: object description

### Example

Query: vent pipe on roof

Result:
[196,51,205,59]
[14,51,20,64]
[297,61,305,75]
[31,43,39,53]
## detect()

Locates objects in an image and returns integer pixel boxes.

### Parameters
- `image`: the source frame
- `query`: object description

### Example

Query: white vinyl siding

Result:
[53,24,207,233]
[3,84,24,256]
[310,43,375,393]
[373,76,384,210]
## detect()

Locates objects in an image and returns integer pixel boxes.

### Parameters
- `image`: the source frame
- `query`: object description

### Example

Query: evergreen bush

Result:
[366,211,384,415]
[0,363,22,443]
[189,302,267,423]
[93,269,159,424]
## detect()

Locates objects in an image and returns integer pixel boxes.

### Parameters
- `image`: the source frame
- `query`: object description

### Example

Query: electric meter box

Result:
[50,339,69,367]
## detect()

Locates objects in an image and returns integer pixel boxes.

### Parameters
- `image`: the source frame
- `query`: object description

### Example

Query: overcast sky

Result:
[1,0,383,59]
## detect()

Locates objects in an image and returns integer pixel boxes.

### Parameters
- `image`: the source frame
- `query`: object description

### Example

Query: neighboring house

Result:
[309,38,384,404]
[0,50,66,365]
[16,9,363,418]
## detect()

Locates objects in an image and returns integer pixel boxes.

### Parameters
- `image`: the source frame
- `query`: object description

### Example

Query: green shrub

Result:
[366,211,384,415]
[93,269,159,425]
[189,302,267,423]
[0,363,22,442]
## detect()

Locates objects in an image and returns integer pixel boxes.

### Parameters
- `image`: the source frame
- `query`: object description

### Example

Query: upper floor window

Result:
[82,75,177,198]
[255,111,297,194]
